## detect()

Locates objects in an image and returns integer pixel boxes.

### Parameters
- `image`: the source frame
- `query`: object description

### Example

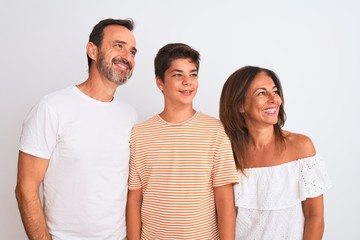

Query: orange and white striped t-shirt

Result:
[129,112,239,239]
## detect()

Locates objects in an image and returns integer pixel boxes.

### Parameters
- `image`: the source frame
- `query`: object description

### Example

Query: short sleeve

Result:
[212,126,239,187]
[128,128,142,190]
[299,156,332,198]
[19,99,58,159]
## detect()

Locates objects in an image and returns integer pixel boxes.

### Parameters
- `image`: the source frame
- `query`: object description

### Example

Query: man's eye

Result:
[131,50,136,56]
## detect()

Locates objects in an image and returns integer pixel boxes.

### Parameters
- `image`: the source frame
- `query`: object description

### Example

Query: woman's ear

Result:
[239,105,245,113]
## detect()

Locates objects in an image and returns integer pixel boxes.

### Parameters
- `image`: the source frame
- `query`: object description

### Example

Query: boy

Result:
[126,43,238,239]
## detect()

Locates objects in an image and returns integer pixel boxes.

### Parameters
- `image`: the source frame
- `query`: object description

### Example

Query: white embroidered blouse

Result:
[234,155,332,240]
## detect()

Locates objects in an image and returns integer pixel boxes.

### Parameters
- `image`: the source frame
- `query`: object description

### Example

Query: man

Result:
[15,18,137,240]
[126,43,239,239]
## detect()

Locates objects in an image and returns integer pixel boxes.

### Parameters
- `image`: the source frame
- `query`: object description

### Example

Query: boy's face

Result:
[156,58,198,109]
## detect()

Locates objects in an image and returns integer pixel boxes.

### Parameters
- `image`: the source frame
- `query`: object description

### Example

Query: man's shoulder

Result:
[41,86,75,103]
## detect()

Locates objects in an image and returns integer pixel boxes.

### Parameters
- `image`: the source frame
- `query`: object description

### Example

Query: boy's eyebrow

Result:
[170,69,184,73]
[170,69,198,73]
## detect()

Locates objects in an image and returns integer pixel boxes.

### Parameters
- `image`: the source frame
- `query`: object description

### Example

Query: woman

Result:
[219,66,331,239]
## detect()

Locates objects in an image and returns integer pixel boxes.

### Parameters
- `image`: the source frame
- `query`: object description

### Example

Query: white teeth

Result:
[264,108,276,113]
[115,63,127,70]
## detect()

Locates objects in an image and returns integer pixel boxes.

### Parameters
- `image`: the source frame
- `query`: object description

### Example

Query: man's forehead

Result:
[103,25,135,41]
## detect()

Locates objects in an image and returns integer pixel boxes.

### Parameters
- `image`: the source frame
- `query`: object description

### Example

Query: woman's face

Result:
[242,71,282,127]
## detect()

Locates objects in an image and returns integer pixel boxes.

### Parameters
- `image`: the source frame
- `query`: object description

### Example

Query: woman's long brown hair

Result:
[219,66,287,173]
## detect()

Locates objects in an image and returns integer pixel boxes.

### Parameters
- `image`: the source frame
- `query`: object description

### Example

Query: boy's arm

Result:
[126,189,143,240]
[214,184,236,240]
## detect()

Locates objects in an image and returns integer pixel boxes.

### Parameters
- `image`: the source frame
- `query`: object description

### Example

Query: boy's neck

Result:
[159,108,197,124]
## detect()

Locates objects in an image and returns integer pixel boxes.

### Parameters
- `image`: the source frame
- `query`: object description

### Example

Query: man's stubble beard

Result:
[96,53,132,86]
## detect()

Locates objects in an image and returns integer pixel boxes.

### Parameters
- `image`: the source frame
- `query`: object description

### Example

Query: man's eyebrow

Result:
[114,40,137,53]
[114,40,126,44]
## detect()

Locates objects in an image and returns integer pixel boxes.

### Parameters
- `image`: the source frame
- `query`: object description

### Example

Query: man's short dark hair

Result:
[87,18,134,69]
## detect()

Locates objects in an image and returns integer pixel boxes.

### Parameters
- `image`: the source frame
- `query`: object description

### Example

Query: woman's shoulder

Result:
[283,130,316,159]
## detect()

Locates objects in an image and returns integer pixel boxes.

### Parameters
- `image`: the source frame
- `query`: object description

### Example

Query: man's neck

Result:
[77,74,117,102]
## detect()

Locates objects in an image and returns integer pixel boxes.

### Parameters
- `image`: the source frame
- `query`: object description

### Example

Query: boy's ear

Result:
[87,42,98,61]
[156,77,164,91]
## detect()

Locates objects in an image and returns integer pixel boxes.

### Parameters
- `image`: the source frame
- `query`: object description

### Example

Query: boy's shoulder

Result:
[133,115,159,129]
[196,112,222,125]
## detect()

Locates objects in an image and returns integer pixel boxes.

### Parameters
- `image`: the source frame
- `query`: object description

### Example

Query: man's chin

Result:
[111,76,130,86]
[116,79,128,86]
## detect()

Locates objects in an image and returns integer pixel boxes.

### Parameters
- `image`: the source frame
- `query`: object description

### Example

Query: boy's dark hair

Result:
[87,18,134,69]
[154,43,200,82]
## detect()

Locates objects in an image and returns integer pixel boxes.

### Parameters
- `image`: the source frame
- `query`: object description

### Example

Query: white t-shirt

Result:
[234,155,331,240]
[19,86,137,240]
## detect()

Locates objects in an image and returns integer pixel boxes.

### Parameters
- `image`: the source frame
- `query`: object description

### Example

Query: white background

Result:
[1,0,359,239]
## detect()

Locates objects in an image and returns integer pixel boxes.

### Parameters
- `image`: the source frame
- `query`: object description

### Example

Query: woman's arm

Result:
[302,195,324,240]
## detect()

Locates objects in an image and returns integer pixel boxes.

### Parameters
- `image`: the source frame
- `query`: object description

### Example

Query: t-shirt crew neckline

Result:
[72,85,116,105]
[157,111,200,126]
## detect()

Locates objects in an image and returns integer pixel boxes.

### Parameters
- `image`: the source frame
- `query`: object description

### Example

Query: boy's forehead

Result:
[169,58,197,69]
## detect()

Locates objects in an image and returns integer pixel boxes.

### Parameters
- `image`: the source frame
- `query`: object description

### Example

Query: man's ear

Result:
[156,77,164,91]
[87,42,98,61]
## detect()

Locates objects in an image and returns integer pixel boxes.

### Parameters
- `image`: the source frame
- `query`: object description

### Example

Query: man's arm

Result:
[126,189,143,240]
[214,184,236,240]
[302,195,325,240]
[15,151,51,240]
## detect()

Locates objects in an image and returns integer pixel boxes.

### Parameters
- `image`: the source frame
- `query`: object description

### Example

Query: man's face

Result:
[96,25,137,85]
